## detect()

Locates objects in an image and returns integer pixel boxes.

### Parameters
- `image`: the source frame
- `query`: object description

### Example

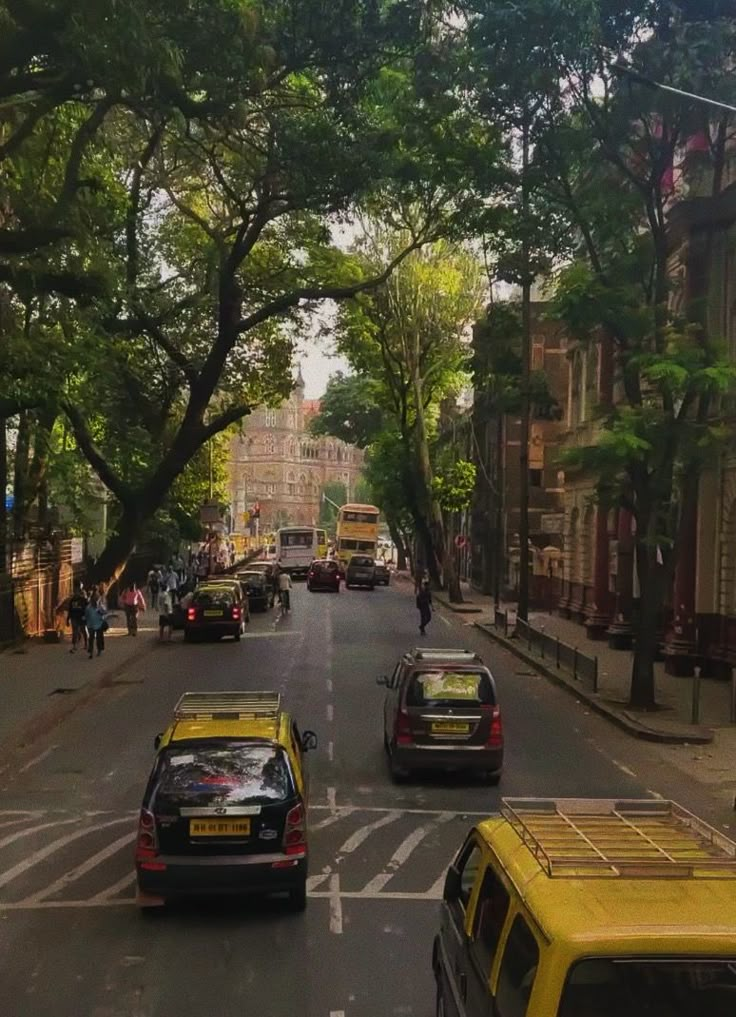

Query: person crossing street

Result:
[120,582,146,636]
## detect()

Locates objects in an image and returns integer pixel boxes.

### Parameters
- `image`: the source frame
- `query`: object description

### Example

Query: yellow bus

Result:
[335,504,380,566]
[316,528,328,559]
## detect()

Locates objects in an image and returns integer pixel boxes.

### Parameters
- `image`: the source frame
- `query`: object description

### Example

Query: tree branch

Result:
[60,401,132,506]
[201,404,251,442]
[0,262,107,300]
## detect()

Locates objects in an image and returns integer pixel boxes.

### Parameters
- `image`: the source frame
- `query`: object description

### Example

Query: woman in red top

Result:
[120,582,146,636]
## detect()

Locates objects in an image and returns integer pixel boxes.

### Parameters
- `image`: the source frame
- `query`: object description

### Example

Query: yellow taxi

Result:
[135,692,317,911]
[433,797,736,1016]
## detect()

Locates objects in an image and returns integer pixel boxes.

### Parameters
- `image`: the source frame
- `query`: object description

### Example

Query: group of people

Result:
[66,581,110,659]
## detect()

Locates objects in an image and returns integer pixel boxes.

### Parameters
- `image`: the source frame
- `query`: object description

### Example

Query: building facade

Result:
[227,370,365,533]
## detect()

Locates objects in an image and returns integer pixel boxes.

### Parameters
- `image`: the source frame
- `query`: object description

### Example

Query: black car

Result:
[237,570,274,611]
[244,561,279,599]
[184,587,244,641]
[374,561,390,586]
[345,555,376,589]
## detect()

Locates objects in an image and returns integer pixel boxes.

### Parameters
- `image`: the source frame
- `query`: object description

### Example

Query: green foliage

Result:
[319,481,347,529]
[433,460,477,513]
[309,373,385,448]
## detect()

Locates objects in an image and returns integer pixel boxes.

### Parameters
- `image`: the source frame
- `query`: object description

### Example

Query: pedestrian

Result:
[147,567,160,605]
[84,593,107,659]
[416,580,432,636]
[66,580,88,653]
[120,581,146,635]
[164,564,179,603]
[278,568,292,612]
[157,587,173,641]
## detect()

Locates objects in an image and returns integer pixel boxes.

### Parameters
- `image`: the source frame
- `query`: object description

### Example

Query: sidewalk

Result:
[434,582,736,746]
[0,608,158,761]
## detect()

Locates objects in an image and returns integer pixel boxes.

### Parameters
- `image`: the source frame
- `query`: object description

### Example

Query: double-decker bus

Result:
[276,527,318,578]
[335,504,380,567]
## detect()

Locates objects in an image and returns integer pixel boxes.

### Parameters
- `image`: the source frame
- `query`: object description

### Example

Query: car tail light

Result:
[395,708,412,746]
[135,808,160,863]
[232,606,241,620]
[283,803,306,857]
[486,706,503,748]
[187,607,196,621]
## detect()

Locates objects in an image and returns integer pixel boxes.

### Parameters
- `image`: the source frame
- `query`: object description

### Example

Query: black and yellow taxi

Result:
[135,692,317,911]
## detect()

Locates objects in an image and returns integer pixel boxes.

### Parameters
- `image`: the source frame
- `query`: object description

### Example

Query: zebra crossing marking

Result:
[20,830,136,905]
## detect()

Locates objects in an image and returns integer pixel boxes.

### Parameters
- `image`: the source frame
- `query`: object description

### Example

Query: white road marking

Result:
[647,789,665,800]
[0,814,40,830]
[89,871,136,902]
[329,872,343,934]
[309,805,476,816]
[327,703,334,723]
[327,741,334,762]
[360,812,454,894]
[339,811,402,855]
[18,745,58,773]
[244,630,302,638]
[330,1011,345,1016]
[307,873,329,892]
[326,679,333,694]
[612,759,637,778]
[0,816,80,851]
[427,869,450,899]
[20,830,136,904]
[327,787,337,814]
[439,615,451,627]
[0,817,132,890]
[311,808,356,830]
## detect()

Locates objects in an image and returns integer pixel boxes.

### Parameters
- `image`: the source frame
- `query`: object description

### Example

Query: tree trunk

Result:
[518,114,531,622]
[630,540,664,709]
[387,518,407,571]
[88,506,142,587]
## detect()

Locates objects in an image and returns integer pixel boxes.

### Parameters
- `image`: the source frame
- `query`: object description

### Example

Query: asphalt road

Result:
[0,579,727,1017]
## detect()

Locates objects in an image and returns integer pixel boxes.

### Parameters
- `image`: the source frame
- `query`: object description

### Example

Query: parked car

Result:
[373,561,390,586]
[433,796,736,1017]
[244,561,279,600]
[184,586,245,641]
[137,692,317,911]
[307,559,341,593]
[345,554,376,589]
[237,570,274,611]
[202,576,250,623]
[377,647,503,782]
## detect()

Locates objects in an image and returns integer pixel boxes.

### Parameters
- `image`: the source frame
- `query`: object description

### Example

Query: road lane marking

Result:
[440,615,451,627]
[612,759,637,778]
[326,703,334,723]
[90,871,136,902]
[20,830,137,904]
[327,787,337,814]
[360,812,454,894]
[330,1011,345,1016]
[307,873,329,892]
[18,745,58,773]
[327,741,334,762]
[0,817,132,890]
[338,811,402,855]
[326,679,333,693]
[0,817,80,851]
[647,789,665,800]
[311,808,356,830]
[0,814,40,830]
[329,872,343,933]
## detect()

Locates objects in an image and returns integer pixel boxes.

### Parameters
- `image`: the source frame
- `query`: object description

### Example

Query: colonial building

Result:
[227,369,364,532]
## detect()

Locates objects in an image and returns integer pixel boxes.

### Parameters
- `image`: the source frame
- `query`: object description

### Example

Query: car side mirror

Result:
[301,730,318,752]
[153,733,163,751]
[443,865,460,902]
[376,675,388,687]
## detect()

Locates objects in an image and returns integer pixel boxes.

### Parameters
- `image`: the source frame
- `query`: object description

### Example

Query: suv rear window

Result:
[193,589,233,607]
[155,744,293,808]
[558,957,736,1017]
[350,556,374,567]
[406,670,495,707]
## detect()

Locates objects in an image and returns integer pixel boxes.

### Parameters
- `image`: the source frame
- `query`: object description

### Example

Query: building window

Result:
[265,409,276,427]
[529,469,542,488]
[265,436,275,455]
[532,342,545,371]
[266,483,275,495]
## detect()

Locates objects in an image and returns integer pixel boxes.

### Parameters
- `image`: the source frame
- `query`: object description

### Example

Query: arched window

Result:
[265,436,275,456]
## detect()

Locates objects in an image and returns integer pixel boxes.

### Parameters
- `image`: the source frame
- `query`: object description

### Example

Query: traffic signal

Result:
[252,502,260,519]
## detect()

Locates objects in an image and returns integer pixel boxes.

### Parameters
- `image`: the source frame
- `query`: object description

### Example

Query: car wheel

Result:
[486,771,502,786]
[184,630,192,643]
[234,629,241,641]
[288,880,307,912]
[389,749,408,783]
[369,583,375,590]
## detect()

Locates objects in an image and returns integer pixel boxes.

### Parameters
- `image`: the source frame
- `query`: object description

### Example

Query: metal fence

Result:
[515,617,599,693]
[494,609,509,637]
[1,539,83,643]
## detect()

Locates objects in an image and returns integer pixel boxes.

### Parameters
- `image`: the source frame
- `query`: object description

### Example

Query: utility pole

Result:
[518,110,531,623]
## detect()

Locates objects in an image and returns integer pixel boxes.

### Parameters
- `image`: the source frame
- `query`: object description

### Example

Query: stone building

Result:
[227,369,364,532]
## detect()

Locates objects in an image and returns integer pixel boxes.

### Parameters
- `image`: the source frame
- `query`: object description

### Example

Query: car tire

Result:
[234,628,241,642]
[288,880,307,912]
[369,583,375,591]
[389,749,408,783]
[184,630,192,643]
[486,771,502,786]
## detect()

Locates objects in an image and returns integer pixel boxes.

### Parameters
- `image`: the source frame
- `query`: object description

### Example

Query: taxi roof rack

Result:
[500,797,736,879]
[411,648,483,662]
[174,691,281,721]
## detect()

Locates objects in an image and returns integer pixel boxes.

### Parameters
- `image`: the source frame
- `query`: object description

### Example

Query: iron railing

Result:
[515,617,599,693]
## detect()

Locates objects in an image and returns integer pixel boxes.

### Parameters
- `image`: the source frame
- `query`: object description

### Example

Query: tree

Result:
[319,481,347,529]
[335,231,486,600]
[4,0,479,584]
[310,373,385,448]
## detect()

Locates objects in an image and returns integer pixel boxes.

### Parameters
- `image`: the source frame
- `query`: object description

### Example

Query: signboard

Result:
[70,538,84,564]
[541,513,564,534]
[199,500,223,525]
[4,493,13,512]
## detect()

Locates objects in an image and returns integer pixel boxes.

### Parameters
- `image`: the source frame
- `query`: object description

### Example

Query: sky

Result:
[298,334,349,398]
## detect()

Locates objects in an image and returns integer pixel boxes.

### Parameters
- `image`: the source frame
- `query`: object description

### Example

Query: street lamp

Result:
[610,62,736,115]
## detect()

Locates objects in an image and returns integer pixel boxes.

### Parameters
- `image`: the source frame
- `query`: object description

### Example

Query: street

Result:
[0,581,730,1017]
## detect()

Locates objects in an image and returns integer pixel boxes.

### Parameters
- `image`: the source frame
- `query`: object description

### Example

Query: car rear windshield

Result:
[350,556,374,567]
[193,589,233,607]
[314,561,338,572]
[155,744,293,808]
[241,573,264,584]
[558,958,736,1017]
[406,670,495,707]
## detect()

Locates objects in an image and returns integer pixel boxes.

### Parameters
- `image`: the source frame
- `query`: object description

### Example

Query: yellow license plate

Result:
[203,609,222,617]
[189,819,251,837]
[431,722,470,735]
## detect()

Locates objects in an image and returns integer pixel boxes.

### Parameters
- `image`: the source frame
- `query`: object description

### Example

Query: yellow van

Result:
[432,797,736,1017]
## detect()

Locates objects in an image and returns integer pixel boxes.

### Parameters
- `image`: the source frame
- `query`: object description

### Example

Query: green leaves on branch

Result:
[432,460,476,514]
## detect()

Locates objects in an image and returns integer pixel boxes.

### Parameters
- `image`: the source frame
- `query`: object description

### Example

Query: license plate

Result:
[431,721,470,735]
[203,609,222,617]
[189,818,251,837]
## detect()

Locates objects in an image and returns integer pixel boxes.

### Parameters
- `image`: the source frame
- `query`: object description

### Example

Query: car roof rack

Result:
[174,692,281,721]
[411,648,482,663]
[500,797,736,879]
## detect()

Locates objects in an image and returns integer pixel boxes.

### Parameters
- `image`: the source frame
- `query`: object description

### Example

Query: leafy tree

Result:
[319,481,347,529]
[310,373,384,449]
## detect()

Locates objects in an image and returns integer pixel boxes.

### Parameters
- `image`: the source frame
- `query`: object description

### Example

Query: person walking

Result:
[120,582,146,635]
[66,580,88,653]
[157,586,173,642]
[147,567,161,606]
[278,569,292,613]
[84,593,107,658]
[416,580,432,635]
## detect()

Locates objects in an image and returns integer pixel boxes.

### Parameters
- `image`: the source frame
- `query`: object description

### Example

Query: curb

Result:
[473,622,713,746]
[433,594,484,614]
[0,640,155,768]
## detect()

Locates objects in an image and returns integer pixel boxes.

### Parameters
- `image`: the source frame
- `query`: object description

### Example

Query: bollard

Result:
[691,665,702,726]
